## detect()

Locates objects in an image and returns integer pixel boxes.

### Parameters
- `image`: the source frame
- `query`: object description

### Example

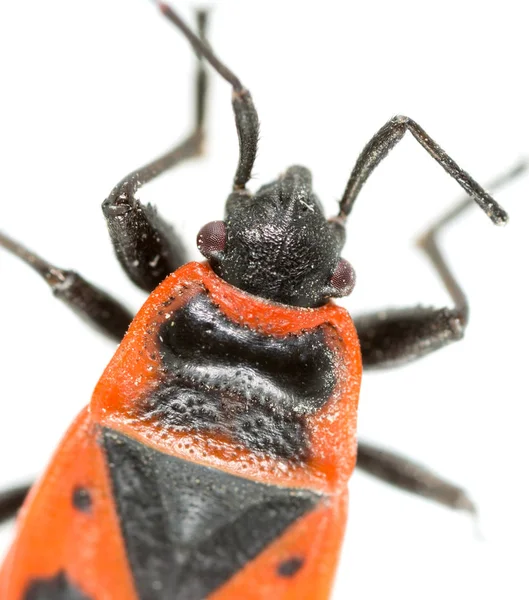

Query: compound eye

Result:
[330,258,355,297]
[197,220,227,259]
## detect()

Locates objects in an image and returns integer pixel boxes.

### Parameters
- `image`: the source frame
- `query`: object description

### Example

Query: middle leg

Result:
[356,441,476,514]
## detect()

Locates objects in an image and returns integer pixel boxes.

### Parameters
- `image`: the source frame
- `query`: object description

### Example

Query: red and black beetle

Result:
[1,1,528,600]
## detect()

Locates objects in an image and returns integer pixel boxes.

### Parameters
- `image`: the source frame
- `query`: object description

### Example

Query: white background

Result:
[0,1,528,599]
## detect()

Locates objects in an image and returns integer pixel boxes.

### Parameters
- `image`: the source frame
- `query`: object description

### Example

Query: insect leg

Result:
[336,115,508,225]
[153,2,259,190]
[0,232,133,342]
[354,161,527,370]
[356,441,475,514]
[102,11,210,293]
[0,483,31,525]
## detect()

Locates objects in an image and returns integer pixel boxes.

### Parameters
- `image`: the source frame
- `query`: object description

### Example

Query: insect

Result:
[1,1,528,600]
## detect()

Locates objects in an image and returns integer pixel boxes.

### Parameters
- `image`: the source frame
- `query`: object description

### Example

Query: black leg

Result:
[0,232,133,342]
[354,161,527,370]
[356,441,475,514]
[0,483,31,525]
[155,2,259,191]
[102,11,211,293]
[337,115,508,226]
[355,306,464,370]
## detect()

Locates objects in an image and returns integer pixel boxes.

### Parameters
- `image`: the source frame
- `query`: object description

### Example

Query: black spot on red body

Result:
[102,428,321,600]
[142,291,337,461]
[277,556,305,578]
[72,487,92,513]
[24,571,91,600]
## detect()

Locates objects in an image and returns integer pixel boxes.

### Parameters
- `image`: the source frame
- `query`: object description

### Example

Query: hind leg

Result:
[0,484,31,525]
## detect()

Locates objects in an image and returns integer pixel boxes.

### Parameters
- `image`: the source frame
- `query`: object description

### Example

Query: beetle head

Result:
[197,166,354,307]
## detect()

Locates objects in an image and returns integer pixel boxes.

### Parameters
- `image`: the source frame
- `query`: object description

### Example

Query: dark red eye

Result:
[197,221,227,259]
[330,258,355,297]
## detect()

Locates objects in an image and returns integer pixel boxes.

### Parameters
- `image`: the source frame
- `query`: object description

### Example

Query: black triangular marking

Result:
[102,428,321,600]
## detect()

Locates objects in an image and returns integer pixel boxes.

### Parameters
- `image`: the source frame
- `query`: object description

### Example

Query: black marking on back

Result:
[72,486,92,513]
[143,292,337,461]
[102,428,321,600]
[277,556,305,578]
[24,571,91,600]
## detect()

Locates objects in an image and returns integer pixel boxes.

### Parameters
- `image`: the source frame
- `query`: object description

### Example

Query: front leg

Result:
[356,306,463,369]
[354,161,526,370]
[102,11,209,293]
